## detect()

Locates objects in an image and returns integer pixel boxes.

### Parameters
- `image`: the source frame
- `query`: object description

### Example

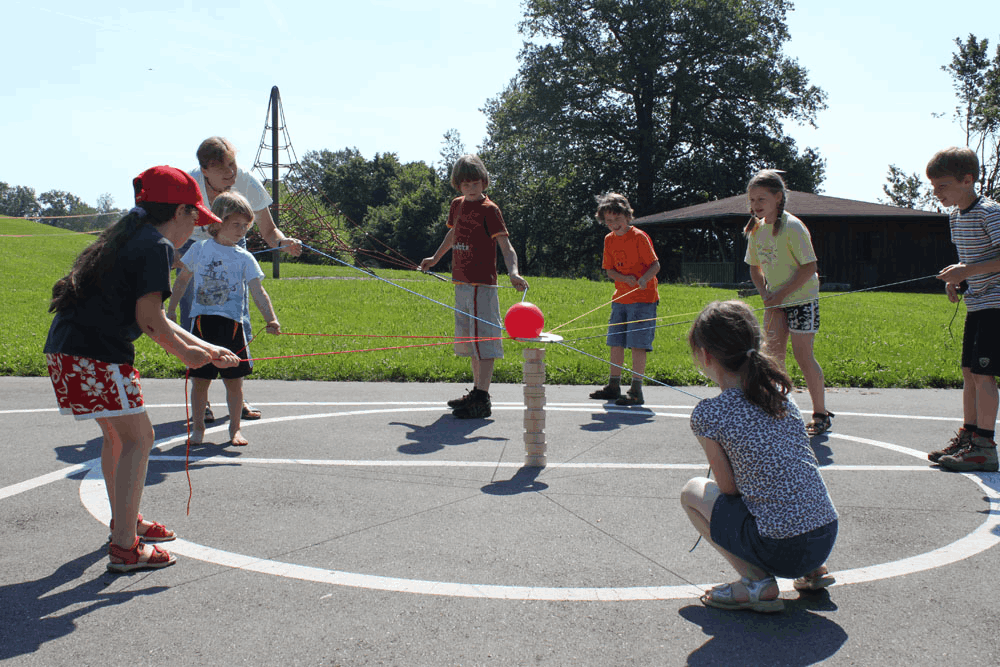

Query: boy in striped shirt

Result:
[927,147,1000,471]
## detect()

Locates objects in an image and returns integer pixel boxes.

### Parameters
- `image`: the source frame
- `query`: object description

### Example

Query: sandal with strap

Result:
[107,536,177,573]
[241,401,262,420]
[109,512,176,543]
[805,411,835,436]
[793,567,836,591]
[589,385,621,401]
[700,576,784,613]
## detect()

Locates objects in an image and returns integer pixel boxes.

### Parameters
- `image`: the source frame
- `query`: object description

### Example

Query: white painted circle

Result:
[60,402,1000,600]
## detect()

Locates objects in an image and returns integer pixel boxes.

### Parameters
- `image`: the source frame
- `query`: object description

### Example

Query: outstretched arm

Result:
[419,228,455,272]
[136,292,239,368]
[255,206,302,257]
[496,235,528,291]
[248,278,280,334]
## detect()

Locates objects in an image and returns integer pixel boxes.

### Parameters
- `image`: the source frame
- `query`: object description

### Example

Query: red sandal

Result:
[107,536,177,573]
[108,512,176,543]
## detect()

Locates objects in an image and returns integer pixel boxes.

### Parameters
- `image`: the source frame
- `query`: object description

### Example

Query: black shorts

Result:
[962,309,1000,376]
[189,314,253,380]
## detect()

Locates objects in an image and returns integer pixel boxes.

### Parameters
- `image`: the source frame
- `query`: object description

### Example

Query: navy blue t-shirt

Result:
[44,223,175,364]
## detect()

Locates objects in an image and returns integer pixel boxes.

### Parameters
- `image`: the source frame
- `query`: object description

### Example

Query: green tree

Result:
[943,34,1000,197]
[879,165,938,211]
[491,0,826,216]
[0,182,40,217]
[38,190,98,231]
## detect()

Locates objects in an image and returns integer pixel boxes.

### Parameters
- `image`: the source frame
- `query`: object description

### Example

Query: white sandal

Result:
[701,576,784,613]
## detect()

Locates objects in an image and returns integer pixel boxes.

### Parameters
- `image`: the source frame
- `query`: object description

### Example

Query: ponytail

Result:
[688,300,792,418]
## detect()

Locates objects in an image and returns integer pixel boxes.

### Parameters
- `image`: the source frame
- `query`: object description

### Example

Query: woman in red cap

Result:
[44,165,241,572]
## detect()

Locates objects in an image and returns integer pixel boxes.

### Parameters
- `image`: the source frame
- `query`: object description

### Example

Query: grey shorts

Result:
[606,301,658,350]
[783,299,820,334]
[453,284,504,359]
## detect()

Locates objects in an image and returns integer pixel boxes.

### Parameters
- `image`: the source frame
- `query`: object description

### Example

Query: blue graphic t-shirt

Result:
[181,239,265,325]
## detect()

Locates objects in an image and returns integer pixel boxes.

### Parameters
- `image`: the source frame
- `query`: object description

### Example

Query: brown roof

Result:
[634,191,947,225]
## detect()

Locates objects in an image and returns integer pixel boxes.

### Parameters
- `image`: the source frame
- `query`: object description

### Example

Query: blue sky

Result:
[3,0,995,212]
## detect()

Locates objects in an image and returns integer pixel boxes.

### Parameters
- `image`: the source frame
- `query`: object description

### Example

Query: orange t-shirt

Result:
[602,226,659,304]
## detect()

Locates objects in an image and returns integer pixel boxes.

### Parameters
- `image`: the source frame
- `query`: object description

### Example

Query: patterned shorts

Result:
[46,353,145,420]
[783,300,820,334]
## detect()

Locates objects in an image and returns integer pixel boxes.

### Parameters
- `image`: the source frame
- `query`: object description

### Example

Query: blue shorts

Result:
[606,301,658,350]
[710,493,837,579]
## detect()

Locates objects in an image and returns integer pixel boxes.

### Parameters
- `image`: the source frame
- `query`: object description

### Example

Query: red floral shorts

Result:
[46,353,145,420]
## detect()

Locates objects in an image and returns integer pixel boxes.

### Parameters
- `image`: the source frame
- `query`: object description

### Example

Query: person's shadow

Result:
[391,416,507,455]
[679,592,846,666]
[580,408,655,432]
[481,466,548,495]
[809,433,834,466]
[0,548,168,661]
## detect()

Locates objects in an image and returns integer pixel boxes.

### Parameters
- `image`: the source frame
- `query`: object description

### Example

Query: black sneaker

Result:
[447,389,474,409]
[452,389,491,419]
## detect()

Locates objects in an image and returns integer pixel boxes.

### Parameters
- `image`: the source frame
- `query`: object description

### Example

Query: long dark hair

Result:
[688,300,793,418]
[49,200,186,313]
[743,169,787,238]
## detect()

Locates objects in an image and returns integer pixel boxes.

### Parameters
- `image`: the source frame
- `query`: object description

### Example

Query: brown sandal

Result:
[805,411,834,436]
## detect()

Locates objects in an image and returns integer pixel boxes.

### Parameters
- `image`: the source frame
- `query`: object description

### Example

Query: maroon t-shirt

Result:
[447,195,508,285]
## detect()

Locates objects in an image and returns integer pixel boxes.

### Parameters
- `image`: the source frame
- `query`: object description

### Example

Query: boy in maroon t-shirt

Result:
[420,155,528,418]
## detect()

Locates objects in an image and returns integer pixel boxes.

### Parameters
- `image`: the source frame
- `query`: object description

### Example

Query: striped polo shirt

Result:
[950,196,1000,311]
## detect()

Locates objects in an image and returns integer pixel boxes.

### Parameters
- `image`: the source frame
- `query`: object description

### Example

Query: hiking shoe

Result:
[452,389,491,419]
[447,389,475,409]
[615,389,644,406]
[589,385,621,400]
[937,434,999,472]
[929,428,974,463]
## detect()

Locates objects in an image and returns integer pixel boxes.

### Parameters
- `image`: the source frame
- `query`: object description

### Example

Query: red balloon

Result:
[504,302,545,339]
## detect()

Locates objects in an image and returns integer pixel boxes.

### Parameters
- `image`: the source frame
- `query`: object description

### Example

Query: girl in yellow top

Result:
[744,170,832,435]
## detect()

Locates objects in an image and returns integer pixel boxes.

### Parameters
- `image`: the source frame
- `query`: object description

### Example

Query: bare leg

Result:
[99,413,155,550]
[631,348,647,380]
[961,368,978,427]
[680,477,777,601]
[473,358,495,393]
[763,308,790,370]
[608,346,626,378]
[223,377,247,446]
[972,372,999,432]
[790,332,826,415]
[189,377,211,444]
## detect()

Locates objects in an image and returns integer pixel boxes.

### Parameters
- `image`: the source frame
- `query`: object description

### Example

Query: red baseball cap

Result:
[133,165,221,226]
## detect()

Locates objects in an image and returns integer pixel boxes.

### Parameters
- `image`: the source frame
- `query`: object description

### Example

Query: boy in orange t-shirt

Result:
[589,193,660,405]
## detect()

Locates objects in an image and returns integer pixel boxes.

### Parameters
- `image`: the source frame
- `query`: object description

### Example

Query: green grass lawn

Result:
[0,217,965,388]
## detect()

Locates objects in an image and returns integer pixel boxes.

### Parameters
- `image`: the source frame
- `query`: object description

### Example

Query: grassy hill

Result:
[0,217,964,388]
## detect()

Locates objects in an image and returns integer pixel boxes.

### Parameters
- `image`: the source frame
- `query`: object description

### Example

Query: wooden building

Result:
[633,191,951,290]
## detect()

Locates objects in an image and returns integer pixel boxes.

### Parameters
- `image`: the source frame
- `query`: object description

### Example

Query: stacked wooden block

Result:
[522,348,547,467]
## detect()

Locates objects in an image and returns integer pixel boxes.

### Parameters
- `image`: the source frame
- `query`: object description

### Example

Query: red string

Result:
[184,369,193,516]
[252,337,503,361]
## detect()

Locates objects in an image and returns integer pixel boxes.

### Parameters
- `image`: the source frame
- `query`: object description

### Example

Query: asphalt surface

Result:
[2,376,998,666]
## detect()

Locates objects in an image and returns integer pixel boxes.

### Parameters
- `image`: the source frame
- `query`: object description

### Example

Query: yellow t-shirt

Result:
[744,211,820,306]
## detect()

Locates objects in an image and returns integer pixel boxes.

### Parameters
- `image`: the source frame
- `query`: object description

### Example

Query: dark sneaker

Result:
[615,389,644,406]
[447,389,474,409]
[452,389,491,419]
[937,434,999,472]
[589,385,621,400]
[929,429,974,463]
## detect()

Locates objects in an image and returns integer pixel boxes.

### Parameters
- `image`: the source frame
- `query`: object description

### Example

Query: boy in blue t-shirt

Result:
[168,192,280,447]
[927,147,1000,472]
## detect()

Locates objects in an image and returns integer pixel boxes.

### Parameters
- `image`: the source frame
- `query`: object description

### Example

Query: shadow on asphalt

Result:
[678,592,846,666]
[481,466,549,495]
[580,408,655,432]
[0,547,168,661]
[390,415,507,455]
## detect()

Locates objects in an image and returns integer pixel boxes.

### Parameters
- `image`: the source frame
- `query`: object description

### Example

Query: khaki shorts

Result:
[453,284,504,359]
